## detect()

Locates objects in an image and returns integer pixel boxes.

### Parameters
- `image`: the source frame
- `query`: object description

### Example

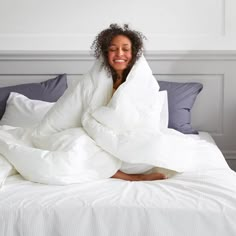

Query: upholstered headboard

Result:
[0,50,236,167]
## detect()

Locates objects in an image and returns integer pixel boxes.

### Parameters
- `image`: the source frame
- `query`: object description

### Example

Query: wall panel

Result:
[0,0,235,50]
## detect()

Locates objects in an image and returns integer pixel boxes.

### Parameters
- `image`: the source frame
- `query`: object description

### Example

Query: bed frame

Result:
[0,50,236,169]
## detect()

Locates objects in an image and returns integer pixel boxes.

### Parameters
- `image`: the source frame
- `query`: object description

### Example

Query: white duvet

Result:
[0,55,229,185]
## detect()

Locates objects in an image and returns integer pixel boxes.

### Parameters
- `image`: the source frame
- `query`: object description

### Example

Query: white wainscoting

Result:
[0,50,235,169]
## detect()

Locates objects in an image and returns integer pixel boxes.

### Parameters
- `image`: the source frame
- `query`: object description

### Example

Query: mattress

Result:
[0,132,236,236]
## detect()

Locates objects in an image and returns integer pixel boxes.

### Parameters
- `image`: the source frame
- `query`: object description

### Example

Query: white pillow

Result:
[0,92,54,128]
[0,154,16,188]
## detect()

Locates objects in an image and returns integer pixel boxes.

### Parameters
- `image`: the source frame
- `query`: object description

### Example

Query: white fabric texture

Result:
[0,154,14,188]
[0,94,54,186]
[0,92,54,128]
[1,165,236,236]
[0,55,229,185]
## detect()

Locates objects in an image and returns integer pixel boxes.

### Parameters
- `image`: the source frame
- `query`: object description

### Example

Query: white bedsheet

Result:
[1,132,236,236]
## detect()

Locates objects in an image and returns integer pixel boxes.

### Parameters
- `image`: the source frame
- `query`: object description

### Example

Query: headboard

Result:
[0,50,236,167]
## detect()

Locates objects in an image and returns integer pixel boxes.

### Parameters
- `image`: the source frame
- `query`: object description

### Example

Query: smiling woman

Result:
[108,35,132,84]
[90,24,166,181]
[91,24,145,87]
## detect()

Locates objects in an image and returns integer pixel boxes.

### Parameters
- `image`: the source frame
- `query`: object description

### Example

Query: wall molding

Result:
[223,151,236,160]
[1,50,236,61]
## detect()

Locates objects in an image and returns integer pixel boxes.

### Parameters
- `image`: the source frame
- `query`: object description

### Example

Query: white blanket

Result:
[0,55,229,185]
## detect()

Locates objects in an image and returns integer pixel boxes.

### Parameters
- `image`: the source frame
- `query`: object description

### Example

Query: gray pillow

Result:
[158,81,203,134]
[0,74,67,119]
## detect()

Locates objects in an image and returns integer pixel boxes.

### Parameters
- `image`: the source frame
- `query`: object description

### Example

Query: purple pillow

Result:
[158,81,203,134]
[0,74,67,119]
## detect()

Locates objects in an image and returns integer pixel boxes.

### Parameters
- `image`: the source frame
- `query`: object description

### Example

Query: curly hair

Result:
[91,24,146,81]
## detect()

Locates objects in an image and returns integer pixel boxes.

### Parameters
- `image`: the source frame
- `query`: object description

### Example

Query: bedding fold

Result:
[0,55,229,185]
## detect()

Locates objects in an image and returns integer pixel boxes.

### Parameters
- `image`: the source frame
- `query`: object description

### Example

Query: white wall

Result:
[0,0,236,51]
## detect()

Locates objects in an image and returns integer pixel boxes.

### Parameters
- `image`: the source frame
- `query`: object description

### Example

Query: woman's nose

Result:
[117,48,123,56]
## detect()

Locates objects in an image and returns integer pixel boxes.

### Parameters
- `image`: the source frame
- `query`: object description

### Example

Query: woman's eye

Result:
[109,48,116,52]
[109,47,130,52]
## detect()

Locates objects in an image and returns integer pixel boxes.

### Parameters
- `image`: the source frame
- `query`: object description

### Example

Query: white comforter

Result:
[0,55,229,185]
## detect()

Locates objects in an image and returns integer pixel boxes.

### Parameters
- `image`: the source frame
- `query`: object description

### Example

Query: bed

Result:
[1,143,236,236]
[0,51,236,236]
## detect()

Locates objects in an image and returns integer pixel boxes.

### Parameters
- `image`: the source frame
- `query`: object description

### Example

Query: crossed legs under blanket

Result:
[0,56,229,185]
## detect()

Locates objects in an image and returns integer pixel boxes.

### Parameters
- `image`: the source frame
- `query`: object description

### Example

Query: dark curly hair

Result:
[91,24,146,82]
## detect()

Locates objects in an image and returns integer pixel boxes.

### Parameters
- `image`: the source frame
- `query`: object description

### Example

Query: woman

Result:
[91,24,166,181]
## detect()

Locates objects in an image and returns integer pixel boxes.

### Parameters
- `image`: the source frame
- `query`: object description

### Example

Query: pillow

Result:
[0,92,55,128]
[0,74,67,119]
[158,81,203,134]
[0,154,17,188]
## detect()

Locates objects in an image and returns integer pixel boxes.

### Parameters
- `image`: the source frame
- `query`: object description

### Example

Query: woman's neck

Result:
[113,74,123,89]
[111,67,130,90]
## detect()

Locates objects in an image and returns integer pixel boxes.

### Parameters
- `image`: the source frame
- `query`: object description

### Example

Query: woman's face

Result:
[108,35,132,76]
